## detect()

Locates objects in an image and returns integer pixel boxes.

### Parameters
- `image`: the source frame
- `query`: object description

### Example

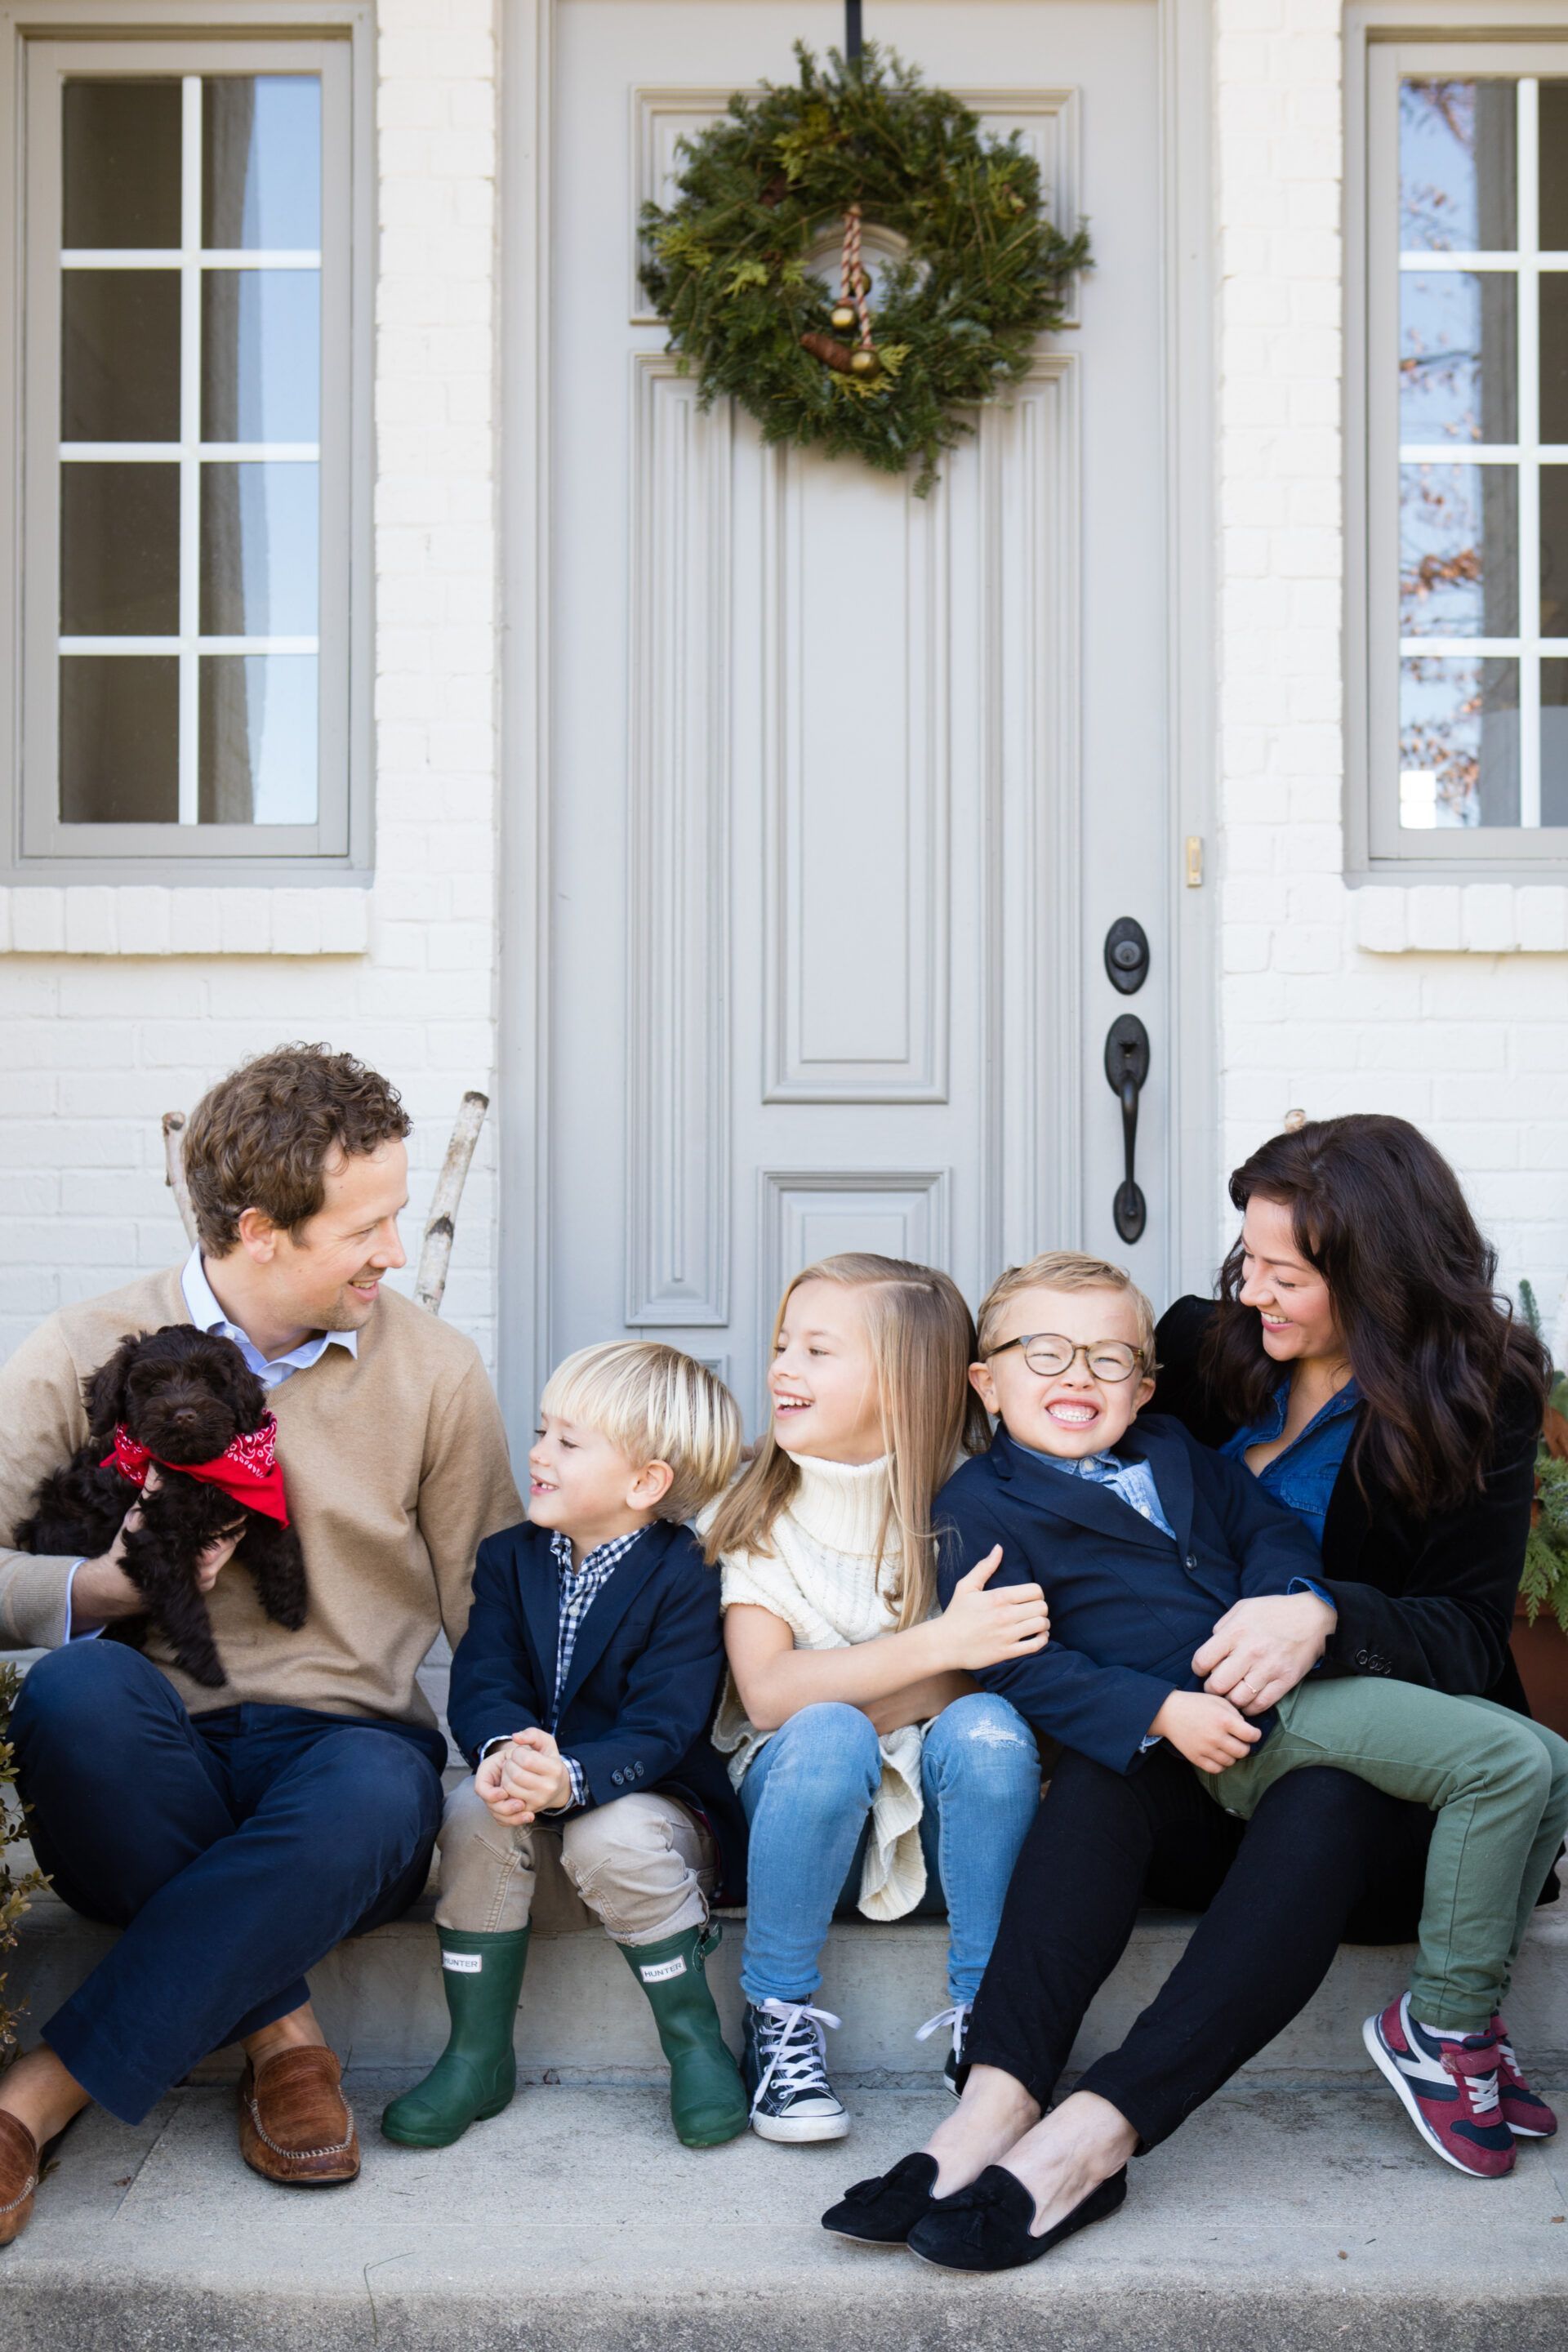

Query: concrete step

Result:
[12,1864,1568,2087]
[1,2077,1564,2350]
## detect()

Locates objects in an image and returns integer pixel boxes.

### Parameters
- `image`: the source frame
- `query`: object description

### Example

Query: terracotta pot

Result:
[1512,1592,1568,1739]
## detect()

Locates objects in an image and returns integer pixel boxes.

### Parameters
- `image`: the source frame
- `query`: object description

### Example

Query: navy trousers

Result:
[11,1642,446,2124]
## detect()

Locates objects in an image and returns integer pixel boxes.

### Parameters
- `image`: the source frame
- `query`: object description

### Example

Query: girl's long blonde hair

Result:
[703,1253,990,1627]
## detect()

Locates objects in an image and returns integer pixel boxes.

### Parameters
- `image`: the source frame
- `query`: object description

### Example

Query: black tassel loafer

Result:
[822,2151,944,2248]
[904,2162,1128,2274]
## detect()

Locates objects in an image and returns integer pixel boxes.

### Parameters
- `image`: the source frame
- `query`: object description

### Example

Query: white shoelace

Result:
[1446,2056,1503,2118]
[751,1998,842,2114]
[915,2002,971,2068]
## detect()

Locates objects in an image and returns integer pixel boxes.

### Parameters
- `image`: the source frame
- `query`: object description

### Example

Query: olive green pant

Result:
[1198,1680,1568,2032]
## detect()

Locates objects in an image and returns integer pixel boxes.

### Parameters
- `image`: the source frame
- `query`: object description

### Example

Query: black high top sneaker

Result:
[742,1998,849,2142]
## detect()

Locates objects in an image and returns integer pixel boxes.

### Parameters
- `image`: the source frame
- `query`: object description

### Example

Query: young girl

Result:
[707,1252,1049,2144]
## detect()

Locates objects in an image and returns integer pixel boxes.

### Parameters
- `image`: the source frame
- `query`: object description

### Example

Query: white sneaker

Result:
[742,1998,849,2142]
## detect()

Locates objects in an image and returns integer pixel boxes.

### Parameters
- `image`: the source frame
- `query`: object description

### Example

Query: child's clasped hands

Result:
[476,1725,572,1824]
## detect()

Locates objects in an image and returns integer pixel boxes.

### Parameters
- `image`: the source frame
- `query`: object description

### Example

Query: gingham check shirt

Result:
[479,1526,644,1806]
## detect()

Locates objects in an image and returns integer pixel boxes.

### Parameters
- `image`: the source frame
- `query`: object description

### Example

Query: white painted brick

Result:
[1405,887,1464,952]
[1352,890,1408,953]
[1515,888,1568,954]
[11,889,66,952]
[1460,884,1519,954]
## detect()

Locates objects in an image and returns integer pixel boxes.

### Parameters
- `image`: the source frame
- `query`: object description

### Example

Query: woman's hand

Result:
[1150,1690,1262,1772]
[937,1547,1050,1672]
[1192,1592,1336,1715]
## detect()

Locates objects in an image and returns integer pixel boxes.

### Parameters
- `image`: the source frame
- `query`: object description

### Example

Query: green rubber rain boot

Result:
[381,1926,530,2148]
[620,1920,748,2148]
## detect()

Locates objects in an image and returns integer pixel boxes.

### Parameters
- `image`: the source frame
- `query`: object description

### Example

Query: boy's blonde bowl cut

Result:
[541,1342,742,1524]
[976,1250,1158,1370]
[702,1253,991,1628]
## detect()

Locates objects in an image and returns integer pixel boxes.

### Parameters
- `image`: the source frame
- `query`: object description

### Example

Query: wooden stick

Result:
[162,1111,198,1246]
[415,1091,490,1315]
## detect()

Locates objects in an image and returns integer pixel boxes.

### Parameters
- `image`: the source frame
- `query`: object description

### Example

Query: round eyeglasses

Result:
[988,1333,1146,1383]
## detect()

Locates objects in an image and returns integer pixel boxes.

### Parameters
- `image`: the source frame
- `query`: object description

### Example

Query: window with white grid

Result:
[11,31,366,871]
[1358,42,1568,868]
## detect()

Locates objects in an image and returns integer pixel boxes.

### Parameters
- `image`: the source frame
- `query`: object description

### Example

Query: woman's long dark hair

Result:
[1203,1114,1549,1519]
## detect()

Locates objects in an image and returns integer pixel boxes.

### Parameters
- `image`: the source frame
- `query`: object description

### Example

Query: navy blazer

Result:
[448,1517,746,1902]
[934,1417,1327,1775]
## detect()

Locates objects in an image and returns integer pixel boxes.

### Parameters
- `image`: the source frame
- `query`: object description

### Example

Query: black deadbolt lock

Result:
[1104,917,1150,996]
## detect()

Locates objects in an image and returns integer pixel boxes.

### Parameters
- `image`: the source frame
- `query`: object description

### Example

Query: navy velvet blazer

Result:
[934,1417,1327,1775]
[448,1517,746,1901]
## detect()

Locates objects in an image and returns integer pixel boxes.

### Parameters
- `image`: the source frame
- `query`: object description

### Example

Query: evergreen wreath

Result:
[639,43,1091,494]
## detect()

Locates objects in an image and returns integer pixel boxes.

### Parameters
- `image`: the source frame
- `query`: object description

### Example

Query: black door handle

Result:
[1104,1014,1150,1244]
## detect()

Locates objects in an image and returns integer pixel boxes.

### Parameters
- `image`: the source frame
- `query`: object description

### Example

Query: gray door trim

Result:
[497,0,1220,1448]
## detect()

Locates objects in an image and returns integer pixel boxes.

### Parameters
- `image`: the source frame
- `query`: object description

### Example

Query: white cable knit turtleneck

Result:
[711,1452,929,1921]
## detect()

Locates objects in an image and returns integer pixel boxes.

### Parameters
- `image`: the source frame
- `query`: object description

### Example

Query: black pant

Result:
[965,1742,1433,2151]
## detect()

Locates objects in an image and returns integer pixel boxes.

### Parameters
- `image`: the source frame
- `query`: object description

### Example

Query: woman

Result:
[835,1115,1554,2268]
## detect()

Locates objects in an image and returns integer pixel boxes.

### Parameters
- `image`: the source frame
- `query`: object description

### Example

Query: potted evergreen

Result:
[1512,1284,1568,1737]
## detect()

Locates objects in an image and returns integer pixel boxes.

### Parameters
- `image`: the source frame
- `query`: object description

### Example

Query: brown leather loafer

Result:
[0,2110,41,2246]
[238,2046,360,2187]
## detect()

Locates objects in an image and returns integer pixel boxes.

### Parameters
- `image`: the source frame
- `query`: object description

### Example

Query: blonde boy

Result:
[381,1342,751,2151]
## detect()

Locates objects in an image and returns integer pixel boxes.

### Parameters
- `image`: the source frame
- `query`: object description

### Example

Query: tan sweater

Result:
[0,1267,523,1727]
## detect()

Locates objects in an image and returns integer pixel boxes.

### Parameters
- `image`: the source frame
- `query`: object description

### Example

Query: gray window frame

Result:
[1348,8,1568,878]
[0,3,373,880]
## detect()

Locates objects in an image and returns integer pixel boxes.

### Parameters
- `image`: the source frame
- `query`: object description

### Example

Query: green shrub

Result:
[1518,1281,1568,1638]
[0,1664,44,2071]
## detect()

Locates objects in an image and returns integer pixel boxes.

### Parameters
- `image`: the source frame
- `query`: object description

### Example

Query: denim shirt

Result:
[1218,1376,1361,1550]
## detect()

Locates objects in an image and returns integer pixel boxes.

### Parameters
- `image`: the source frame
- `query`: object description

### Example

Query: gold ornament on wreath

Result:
[639,42,1091,494]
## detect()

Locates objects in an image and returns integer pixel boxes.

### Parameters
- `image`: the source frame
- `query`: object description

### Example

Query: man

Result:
[0,1045,522,2243]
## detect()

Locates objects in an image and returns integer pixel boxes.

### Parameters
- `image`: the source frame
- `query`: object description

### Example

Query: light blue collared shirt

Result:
[63,1252,357,1641]
[1022,1441,1177,1543]
[180,1246,359,1389]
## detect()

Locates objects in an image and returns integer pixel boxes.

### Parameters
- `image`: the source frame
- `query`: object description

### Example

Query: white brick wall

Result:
[0,0,505,1370]
[1215,0,1568,1318]
[4,0,1565,1382]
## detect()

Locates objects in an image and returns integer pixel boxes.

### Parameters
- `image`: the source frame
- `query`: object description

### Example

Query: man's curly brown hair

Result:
[183,1045,412,1254]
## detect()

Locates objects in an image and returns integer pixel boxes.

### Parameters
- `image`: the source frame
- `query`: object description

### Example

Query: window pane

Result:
[203,78,321,249]
[1541,661,1568,824]
[1542,467,1568,637]
[200,463,319,635]
[1400,80,1517,253]
[1540,277,1568,444]
[1401,464,1517,636]
[61,271,180,442]
[60,656,179,821]
[60,464,180,635]
[200,271,320,443]
[1400,272,1517,443]
[198,654,318,822]
[63,80,181,250]
[1539,83,1568,248]
[1400,654,1520,827]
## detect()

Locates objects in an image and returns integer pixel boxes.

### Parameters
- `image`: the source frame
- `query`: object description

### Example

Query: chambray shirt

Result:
[62,1251,359,1642]
[1218,1377,1361,1552]
[1019,1443,1177,1542]
[481,1526,647,1810]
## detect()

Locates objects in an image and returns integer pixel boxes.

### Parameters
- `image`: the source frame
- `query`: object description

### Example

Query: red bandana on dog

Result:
[104,1414,291,1526]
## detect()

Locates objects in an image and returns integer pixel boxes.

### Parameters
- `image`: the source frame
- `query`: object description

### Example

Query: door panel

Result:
[546,0,1169,1431]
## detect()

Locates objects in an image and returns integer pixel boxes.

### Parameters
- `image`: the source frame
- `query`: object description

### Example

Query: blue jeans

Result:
[11,1642,446,2125]
[737,1693,1040,2007]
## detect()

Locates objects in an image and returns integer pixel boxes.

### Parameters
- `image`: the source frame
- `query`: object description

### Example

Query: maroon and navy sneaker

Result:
[1362,1996,1516,2178]
[1491,2016,1559,2139]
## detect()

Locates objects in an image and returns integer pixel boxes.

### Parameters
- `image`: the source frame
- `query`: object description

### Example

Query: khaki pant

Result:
[434,1775,719,1946]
